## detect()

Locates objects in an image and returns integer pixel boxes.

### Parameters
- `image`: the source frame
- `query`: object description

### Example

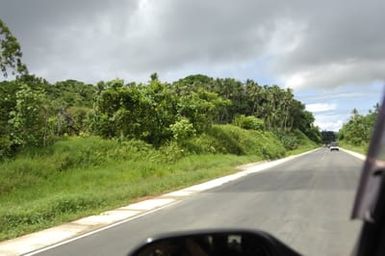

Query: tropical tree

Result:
[0,19,27,77]
[339,106,378,146]
[8,83,51,147]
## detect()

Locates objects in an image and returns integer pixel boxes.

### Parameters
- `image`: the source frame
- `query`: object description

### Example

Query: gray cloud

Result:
[1,0,385,88]
[0,0,139,81]
[274,0,385,88]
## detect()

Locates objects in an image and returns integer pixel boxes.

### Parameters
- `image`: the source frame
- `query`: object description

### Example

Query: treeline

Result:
[0,75,96,157]
[0,73,320,158]
[339,105,379,146]
[320,131,337,144]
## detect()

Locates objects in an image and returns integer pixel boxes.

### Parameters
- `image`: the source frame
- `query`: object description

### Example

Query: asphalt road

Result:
[35,148,363,256]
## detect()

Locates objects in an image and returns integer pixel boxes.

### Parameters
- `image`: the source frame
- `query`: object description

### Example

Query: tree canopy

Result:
[0,73,321,157]
[321,131,337,144]
[0,19,27,78]
[0,21,321,158]
[339,104,378,146]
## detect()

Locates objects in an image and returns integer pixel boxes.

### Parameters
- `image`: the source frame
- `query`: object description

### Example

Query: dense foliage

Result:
[89,77,227,146]
[0,19,27,77]
[2,128,312,240]
[339,105,379,146]
[0,19,319,158]
[176,75,319,136]
[0,18,321,240]
[0,73,321,158]
[0,77,96,157]
[320,131,337,144]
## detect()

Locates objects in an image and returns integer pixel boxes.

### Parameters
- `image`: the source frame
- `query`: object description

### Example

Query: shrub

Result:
[0,136,14,159]
[180,134,219,154]
[182,125,285,159]
[233,115,264,131]
[49,136,154,169]
[153,141,186,163]
[8,84,51,148]
[170,118,196,142]
[275,131,299,150]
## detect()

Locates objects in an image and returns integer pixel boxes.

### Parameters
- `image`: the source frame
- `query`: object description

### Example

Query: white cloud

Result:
[315,119,344,132]
[281,60,385,89]
[306,103,337,113]
[312,112,346,131]
[284,73,306,89]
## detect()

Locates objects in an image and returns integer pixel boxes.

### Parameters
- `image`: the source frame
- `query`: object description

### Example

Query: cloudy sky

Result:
[1,0,384,131]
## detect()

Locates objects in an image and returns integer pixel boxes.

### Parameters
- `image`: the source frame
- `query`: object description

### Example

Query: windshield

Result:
[0,1,384,256]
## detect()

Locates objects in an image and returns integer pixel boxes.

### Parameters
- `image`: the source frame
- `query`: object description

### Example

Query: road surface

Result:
[34,148,362,256]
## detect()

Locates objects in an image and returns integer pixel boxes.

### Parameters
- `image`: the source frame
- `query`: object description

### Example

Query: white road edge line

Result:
[22,201,182,256]
[340,148,366,161]
[0,148,320,256]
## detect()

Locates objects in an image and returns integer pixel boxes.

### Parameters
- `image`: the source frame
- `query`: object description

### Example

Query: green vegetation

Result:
[0,18,319,240]
[0,75,321,159]
[320,131,337,145]
[233,115,264,131]
[0,75,321,157]
[0,128,316,240]
[339,105,378,153]
[339,142,367,155]
[0,19,28,77]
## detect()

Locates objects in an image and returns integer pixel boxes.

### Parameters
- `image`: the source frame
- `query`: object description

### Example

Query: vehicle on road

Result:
[330,142,339,151]
[129,94,385,256]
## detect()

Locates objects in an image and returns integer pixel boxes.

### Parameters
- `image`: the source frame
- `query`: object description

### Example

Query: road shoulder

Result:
[0,148,320,256]
[340,148,366,160]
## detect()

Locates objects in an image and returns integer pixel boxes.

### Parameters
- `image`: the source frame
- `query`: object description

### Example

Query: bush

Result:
[233,115,264,130]
[0,136,14,159]
[275,131,299,150]
[180,134,219,154]
[170,118,196,142]
[0,136,156,192]
[49,136,155,169]
[8,84,51,148]
[181,125,285,159]
[153,141,186,163]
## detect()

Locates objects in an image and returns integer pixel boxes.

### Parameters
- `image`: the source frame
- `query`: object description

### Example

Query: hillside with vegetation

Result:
[0,18,319,240]
[0,74,320,157]
[339,105,379,153]
[0,74,320,240]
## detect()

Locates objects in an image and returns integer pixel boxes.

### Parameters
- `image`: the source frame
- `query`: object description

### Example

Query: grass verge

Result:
[0,153,261,241]
[0,127,317,241]
[340,142,368,155]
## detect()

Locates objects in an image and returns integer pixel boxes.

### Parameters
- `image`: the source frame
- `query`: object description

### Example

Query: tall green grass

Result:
[0,125,316,241]
[339,141,368,154]
[182,125,286,158]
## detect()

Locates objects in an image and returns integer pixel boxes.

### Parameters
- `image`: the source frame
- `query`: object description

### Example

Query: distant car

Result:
[330,142,339,151]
